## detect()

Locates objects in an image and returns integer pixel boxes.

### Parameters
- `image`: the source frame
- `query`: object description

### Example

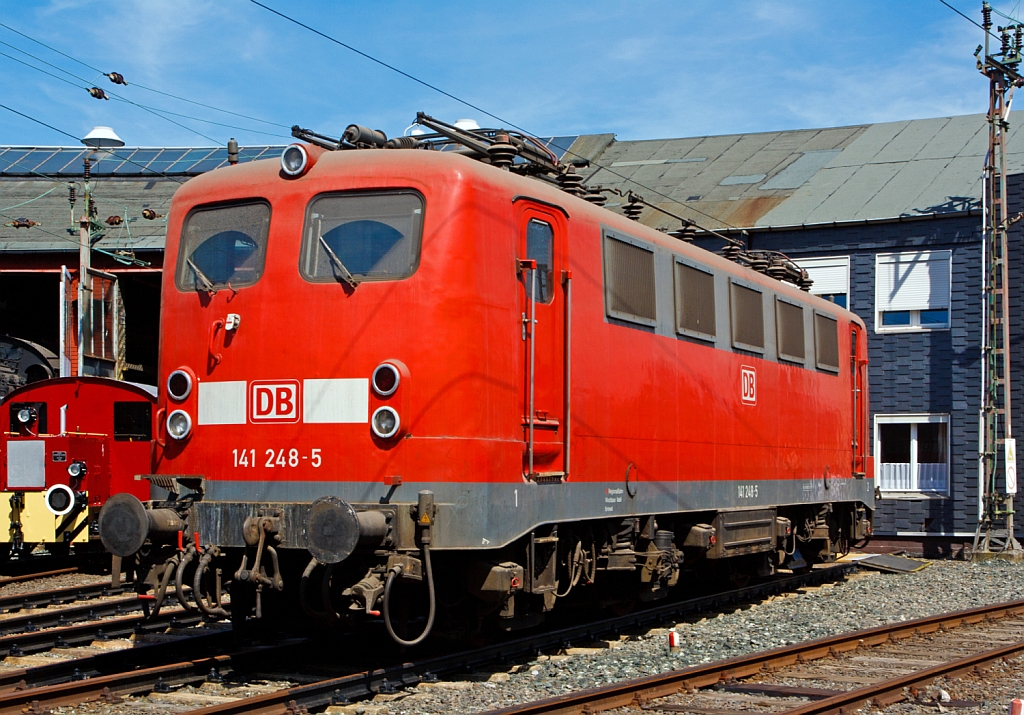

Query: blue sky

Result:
[0,1,1015,148]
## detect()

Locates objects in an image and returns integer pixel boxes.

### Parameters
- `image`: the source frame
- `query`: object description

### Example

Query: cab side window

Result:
[525,219,554,304]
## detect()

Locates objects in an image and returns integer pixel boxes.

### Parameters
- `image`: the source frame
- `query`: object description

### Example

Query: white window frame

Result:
[874,250,951,333]
[874,413,950,496]
[796,255,850,310]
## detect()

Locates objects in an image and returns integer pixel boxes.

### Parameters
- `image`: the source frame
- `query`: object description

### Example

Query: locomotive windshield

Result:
[300,191,423,283]
[175,201,271,292]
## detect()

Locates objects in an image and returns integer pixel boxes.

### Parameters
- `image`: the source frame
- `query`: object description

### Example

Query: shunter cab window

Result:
[176,201,271,292]
[525,219,554,304]
[113,402,152,442]
[300,191,423,283]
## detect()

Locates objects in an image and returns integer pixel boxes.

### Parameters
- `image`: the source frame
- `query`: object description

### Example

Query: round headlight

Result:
[167,369,193,401]
[167,409,192,441]
[372,363,400,397]
[67,460,87,478]
[45,484,75,516]
[281,144,308,176]
[371,406,400,439]
[16,406,36,424]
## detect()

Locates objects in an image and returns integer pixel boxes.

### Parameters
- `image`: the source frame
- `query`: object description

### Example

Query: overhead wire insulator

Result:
[106,72,127,86]
[105,215,123,226]
[83,158,91,180]
[4,218,39,229]
[983,2,992,31]
[68,185,76,206]
[1001,28,1011,56]
[141,208,164,220]
[87,87,109,100]
[88,198,97,217]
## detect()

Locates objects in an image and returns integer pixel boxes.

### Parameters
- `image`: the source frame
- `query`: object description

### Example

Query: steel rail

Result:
[0,598,195,655]
[0,595,142,637]
[478,599,1024,715]
[0,606,202,662]
[0,567,76,586]
[0,640,306,714]
[179,565,859,715]
[0,581,121,612]
[0,625,229,690]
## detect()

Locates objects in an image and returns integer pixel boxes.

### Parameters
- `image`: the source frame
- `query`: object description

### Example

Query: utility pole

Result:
[77,157,92,377]
[974,1,1023,559]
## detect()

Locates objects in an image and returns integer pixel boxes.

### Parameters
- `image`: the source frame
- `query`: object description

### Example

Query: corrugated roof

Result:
[569,113,1018,231]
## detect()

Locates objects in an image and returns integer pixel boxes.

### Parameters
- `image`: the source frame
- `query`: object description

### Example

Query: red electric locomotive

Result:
[99,117,873,641]
[2,376,154,559]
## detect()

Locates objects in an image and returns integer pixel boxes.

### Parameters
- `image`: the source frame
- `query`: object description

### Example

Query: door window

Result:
[525,219,554,304]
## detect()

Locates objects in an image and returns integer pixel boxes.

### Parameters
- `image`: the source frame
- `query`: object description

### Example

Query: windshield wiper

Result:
[186,258,217,293]
[318,235,358,288]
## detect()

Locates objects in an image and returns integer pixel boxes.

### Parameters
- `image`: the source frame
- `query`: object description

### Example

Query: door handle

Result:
[208,319,225,368]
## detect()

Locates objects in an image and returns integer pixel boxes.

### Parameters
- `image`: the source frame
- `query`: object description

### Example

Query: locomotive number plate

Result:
[51,451,67,462]
[232,448,322,468]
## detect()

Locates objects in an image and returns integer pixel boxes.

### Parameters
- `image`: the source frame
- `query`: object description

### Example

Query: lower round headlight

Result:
[45,484,76,516]
[371,406,400,439]
[167,409,193,440]
[67,460,87,478]
[16,406,36,424]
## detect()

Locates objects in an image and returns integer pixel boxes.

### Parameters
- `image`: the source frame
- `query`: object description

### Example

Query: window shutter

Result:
[875,251,950,312]
[796,256,849,296]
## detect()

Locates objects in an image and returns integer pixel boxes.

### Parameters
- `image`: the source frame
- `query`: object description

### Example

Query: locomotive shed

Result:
[4,112,1024,552]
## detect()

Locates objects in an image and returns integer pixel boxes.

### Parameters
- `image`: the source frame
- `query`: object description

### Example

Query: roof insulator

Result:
[623,200,643,221]
[488,133,517,169]
[582,188,607,206]
[227,138,239,165]
[722,244,742,261]
[106,72,127,86]
[558,166,585,196]
[385,136,420,149]
[87,87,109,100]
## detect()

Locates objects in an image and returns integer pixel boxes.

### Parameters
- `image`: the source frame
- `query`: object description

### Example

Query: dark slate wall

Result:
[696,212,989,537]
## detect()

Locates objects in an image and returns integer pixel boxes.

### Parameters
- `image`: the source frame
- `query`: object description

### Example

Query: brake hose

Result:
[383,543,435,647]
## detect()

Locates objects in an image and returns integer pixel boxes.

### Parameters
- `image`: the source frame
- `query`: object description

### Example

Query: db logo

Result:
[741,366,756,405]
[249,380,301,423]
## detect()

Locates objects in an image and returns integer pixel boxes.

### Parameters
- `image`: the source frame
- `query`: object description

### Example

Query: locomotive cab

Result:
[1,377,154,558]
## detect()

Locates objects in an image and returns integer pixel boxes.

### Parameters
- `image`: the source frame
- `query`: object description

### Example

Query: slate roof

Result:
[569,113,1023,231]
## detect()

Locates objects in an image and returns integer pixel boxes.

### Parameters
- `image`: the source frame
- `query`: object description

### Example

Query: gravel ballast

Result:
[363,560,1024,715]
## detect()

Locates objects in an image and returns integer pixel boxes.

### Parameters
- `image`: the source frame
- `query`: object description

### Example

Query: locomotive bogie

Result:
[107,144,872,637]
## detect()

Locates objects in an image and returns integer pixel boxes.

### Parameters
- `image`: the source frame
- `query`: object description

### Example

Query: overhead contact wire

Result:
[0,21,290,129]
[248,0,741,231]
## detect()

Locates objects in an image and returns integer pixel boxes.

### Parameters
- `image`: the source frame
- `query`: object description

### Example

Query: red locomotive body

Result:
[1,377,154,557]
[100,129,873,638]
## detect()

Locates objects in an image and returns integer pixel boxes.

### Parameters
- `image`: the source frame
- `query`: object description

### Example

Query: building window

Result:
[796,256,849,309]
[875,414,949,494]
[874,251,950,332]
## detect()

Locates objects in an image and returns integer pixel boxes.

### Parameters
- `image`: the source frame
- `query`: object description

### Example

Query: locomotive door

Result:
[851,324,868,477]
[517,203,568,481]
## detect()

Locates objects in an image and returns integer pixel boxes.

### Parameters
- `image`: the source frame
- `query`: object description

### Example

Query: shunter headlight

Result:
[371,406,400,439]
[44,484,76,517]
[372,362,400,397]
[281,144,309,176]
[167,409,193,441]
[67,460,87,479]
[167,369,193,401]
[16,406,37,425]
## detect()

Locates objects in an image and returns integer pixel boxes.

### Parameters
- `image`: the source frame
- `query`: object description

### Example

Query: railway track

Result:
[480,600,1024,715]
[0,580,122,612]
[0,567,77,587]
[0,565,857,715]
